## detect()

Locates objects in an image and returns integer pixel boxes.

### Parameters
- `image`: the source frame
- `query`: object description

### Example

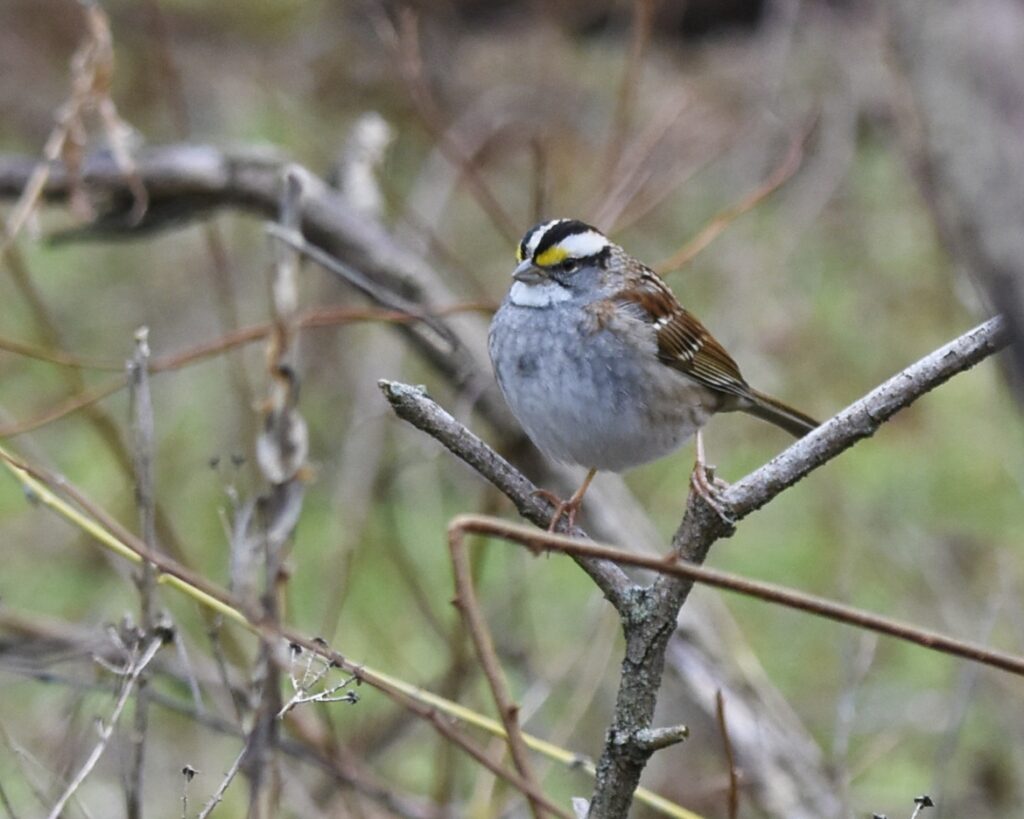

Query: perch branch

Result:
[379,379,634,612]
[725,315,1006,521]
[383,315,1008,817]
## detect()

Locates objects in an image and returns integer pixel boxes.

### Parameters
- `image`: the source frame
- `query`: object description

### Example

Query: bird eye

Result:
[559,258,580,274]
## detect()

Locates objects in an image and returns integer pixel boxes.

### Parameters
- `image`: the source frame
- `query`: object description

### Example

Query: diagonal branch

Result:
[381,315,1009,818]
[443,514,1024,678]
[379,379,634,612]
[725,315,1007,522]
[448,528,552,819]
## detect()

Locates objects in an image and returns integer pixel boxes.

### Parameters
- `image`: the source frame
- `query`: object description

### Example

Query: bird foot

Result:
[689,460,734,525]
[529,488,581,532]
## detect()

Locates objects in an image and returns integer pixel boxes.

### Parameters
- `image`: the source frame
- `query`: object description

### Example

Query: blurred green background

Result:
[1,1,1023,817]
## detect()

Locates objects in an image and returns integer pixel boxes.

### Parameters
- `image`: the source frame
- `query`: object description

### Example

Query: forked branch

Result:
[383,315,1008,818]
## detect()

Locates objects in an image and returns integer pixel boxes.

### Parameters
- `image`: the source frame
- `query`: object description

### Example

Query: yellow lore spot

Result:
[534,246,569,267]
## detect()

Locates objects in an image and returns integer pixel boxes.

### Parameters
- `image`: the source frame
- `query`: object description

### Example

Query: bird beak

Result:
[512,260,546,284]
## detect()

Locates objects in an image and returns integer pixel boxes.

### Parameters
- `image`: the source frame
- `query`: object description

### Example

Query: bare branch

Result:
[0,143,515,428]
[379,379,634,612]
[715,691,739,819]
[126,326,157,819]
[448,524,550,819]
[382,315,1009,817]
[723,315,1006,523]
[45,634,165,819]
[196,745,248,819]
[444,514,1024,675]
[654,120,813,274]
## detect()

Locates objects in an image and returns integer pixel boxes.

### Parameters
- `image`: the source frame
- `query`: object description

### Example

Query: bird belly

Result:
[489,302,715,472]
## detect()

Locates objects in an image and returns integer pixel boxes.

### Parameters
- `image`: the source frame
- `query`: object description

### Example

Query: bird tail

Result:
[741,388,819,438]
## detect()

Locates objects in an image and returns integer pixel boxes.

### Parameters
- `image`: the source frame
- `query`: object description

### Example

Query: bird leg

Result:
[690,430,733,523]
[531,468,597,532]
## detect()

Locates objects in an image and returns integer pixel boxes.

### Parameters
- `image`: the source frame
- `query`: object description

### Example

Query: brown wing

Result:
[615,270,751,399]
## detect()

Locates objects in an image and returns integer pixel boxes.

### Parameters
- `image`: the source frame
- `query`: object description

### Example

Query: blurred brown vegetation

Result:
[1,1,1023,817]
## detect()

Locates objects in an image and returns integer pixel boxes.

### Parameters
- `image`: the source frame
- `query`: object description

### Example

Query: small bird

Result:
[488,218,818,528]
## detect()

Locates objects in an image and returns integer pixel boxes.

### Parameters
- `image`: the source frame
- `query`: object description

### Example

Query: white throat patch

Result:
[508,280,572,308]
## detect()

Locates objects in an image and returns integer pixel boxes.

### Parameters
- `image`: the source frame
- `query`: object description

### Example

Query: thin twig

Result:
[0,334,121,370]
[126,327,157,819]
[264,221,460,351]
[448,527,549,819]
[443,514,1024,677]
[0,447,595,819]
[588,94,693,233]
[654,118,814,274]
[0,378,125,438]
[0,300,489,438]
[0,774,16,819]
[196,744,248,819]
[374,6,519,242]
[45,635,165,819]
[715,691,739,819]
[600,0,658,191]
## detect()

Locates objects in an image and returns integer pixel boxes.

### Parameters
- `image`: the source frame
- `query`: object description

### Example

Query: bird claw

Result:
[529,488,580,532]
[690,460,734,525]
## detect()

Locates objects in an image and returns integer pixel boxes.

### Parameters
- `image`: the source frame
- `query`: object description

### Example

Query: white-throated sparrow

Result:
[488,218,818,527]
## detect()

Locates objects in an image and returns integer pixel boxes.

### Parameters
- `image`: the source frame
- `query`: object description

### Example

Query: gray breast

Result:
[488,297,714,472]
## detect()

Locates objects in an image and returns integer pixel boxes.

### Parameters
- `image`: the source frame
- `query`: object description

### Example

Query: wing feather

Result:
[615,270,750,399]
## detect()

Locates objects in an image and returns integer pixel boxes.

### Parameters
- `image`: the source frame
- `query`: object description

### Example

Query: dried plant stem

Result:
[382,314,1009,817]
[654,119,812,274]
[45,635,164,819]
[715,691,739,819]
[0,302,490,439]
[196,744,248,819]
[127,327,157,819]
[243,167,309,817]
[448,529,549,819]
[1,2,144,252]
[0,446,681,818]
